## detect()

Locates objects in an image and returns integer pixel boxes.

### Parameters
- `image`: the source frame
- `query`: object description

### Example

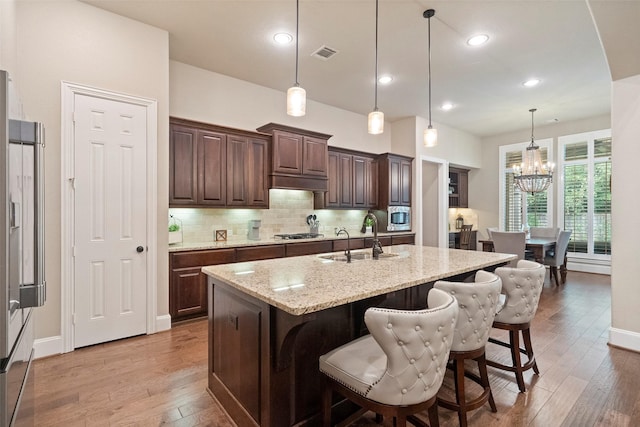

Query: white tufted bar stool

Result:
[487,259,546,393]
[319,288,459,427]
[433,270,502,427]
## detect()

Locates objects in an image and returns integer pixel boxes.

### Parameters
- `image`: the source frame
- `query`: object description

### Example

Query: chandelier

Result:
[513,108,554,194]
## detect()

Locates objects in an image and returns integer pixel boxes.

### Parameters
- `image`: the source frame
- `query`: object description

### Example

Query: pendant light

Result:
[423,9,437,147]
[513,108,555,194]
[287,0,306,116]
[367,0,384,134]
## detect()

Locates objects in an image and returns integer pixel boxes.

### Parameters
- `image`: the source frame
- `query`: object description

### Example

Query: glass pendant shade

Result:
[368,110,384,134]
[423,126,437,147]
[287,85,306,117]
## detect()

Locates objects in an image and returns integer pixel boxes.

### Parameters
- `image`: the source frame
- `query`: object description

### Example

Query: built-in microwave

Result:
[375,206,411,232]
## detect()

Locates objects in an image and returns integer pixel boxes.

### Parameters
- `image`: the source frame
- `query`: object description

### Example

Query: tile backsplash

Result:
[169,189,373,243]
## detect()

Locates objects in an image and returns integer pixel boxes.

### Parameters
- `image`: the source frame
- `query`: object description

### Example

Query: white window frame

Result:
[499,138,554,231]
[557,129,611,263]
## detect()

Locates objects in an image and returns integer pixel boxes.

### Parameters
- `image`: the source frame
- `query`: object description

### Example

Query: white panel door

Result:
[73,94,147,348]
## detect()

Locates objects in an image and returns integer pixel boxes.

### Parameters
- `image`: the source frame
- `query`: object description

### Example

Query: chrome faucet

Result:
[363,211,383,260]
[335,227,351,263]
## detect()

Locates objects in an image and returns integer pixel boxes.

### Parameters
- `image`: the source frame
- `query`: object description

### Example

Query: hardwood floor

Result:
[32,271,640,426]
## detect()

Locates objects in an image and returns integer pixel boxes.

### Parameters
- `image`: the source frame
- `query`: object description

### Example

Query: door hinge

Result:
[72,313,76,325]
[69,177,75,189]
[72,111,77,123]
[72,246,76,257]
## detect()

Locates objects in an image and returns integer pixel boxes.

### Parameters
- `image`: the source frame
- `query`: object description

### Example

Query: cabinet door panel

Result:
[169,125,197,205]
[400,160,412,206]
[302,136,328,176]
[325,151,340,207]
[170,267,207,319]
[285,241,333,257]
[366,158,378,208]
[339,154,353,206]
[226,135,247,205]
[272,131,303,174]
[247,138,269,207]
[353,156,366,207]
[199,131,226,205]
[389,159,401,205]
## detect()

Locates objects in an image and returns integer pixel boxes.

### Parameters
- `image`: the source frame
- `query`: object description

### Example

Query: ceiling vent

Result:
[312,45,339,61]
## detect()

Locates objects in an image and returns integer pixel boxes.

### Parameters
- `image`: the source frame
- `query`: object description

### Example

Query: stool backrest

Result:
[494,260,546,324]
[434,270,502,352]
[363,288,459,405]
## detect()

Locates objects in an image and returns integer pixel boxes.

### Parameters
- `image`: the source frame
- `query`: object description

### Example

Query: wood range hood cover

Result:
[257,123,331,193]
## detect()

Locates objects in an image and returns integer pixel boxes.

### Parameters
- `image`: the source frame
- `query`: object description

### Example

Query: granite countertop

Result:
[168,231,414,252]
[202,245,515,316]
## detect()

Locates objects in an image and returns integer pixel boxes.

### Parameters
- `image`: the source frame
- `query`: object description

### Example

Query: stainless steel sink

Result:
[318,251,399,262]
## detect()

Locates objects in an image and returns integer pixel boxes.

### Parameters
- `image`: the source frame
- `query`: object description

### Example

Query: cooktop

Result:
[273,233,324,240]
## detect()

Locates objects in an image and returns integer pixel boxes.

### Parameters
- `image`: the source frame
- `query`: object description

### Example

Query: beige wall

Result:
[15,1,170,340]
[472,113,611,234]
[0,0,17,78]
[611,74,640,344]
[170,61,392,154]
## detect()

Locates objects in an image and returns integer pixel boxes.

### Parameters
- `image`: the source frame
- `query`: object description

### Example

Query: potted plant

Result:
[364,217,374,234]
[168,216,183,244]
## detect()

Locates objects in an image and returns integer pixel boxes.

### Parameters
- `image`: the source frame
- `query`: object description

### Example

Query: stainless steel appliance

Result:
[1,70,46,427]
[375,206,411,232]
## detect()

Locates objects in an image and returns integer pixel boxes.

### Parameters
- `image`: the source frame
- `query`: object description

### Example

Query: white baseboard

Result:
[156,314,172,332]
[34,335,64,359]
[609,327,640,353]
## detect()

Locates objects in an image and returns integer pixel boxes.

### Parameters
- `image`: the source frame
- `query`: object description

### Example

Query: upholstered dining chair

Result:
[319,288,459,427]
[459,224,474,250]
[530,227,560,239]
[544,230,572,286]
[491,231,526,267]
[434,270,502,427]
[487,260,546,393]
[485,227,498,240]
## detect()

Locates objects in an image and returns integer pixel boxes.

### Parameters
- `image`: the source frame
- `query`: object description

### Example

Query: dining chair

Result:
[486,227,498,240]
[529,227,560,239]
[459,224,474,250]
[319,288,459,427]
[491,231,526,267]
[486,260,546,393]
[544,230,572,286]
[434,270,502,427]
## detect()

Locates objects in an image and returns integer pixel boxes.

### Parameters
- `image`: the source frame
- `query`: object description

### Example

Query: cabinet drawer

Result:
[365,236,391,247]
[285,241,333,257]
[333,238,365,251]
[170,249,236,269]
[236,245,285,262]
[392,235,415,245]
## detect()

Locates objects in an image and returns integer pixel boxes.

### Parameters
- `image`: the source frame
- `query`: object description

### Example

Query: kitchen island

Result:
[203,245,516,427]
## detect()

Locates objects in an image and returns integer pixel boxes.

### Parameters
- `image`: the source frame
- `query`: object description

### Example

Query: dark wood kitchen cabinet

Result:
[378,153,413,207]
[448,167,469,208]
[170,118,270,208]
[170,248,236,322]
[314,148,378,209]
[256,123,331,192]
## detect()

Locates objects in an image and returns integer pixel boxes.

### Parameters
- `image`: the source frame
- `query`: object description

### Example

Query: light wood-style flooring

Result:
[32,271,640,426]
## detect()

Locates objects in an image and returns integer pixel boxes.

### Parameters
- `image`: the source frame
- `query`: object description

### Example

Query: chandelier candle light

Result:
[287,0,306,116]
[368,0,384,134]
[513,108,555,194]
[423,9,437,147]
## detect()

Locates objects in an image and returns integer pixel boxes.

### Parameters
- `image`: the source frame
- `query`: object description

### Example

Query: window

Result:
[499,139,553,232]
[558,130,611,258]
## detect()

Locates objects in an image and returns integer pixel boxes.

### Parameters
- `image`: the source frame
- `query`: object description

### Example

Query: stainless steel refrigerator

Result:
[0,70,45,427]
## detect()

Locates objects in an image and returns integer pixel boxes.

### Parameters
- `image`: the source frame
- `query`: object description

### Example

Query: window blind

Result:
[563,163,588,253]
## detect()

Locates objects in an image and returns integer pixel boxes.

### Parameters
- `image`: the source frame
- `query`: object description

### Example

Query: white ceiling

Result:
[83,0,616,137]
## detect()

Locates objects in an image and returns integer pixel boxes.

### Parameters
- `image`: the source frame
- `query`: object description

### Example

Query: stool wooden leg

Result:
[522,327,539,375]
[510,330,526,393]
[427,403,440,427]
[322,379,332,427]
[477,353,497,412]
[453,358,468,427]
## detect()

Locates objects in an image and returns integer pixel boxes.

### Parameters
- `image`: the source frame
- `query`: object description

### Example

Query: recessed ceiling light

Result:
[467,34,489,46]
[378,75,393,84]
[441,102,454,111]
[273,32,293,44]
[523,79,541,87]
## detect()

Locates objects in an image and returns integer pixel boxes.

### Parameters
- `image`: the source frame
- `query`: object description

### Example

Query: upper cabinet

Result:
[378,153,413,207]
[314,148,378,209]
[257,123,331,192]
[448,167,469,208]
[170,118,270,208]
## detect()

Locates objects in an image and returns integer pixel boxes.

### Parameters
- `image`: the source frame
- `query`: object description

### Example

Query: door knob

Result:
[136,246,144,253]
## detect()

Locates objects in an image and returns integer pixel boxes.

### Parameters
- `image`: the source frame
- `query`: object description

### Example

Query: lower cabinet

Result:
[170,233,415,323]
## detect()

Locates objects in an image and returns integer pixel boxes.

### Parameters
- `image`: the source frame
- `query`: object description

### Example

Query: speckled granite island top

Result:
[202,245,516,316]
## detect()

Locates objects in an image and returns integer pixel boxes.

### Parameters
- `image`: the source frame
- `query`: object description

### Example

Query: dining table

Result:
[478,237,568,283]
